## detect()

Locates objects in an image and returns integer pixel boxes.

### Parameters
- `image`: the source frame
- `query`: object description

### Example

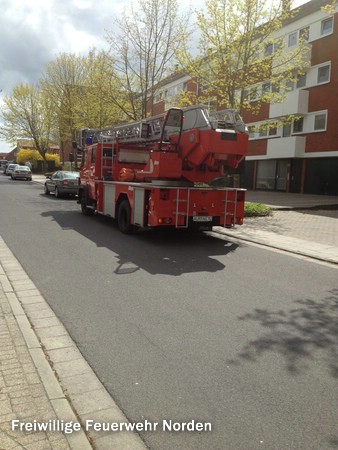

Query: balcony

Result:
[269,89,309,118]
[267,136,306,159]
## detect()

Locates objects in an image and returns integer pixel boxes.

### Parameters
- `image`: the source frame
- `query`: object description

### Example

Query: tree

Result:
[76,49,127,129]
[105,0,189,119]
[40,53,88,155]
[41,51,127,163]
[177,0,310,115]
[0,84,56,161]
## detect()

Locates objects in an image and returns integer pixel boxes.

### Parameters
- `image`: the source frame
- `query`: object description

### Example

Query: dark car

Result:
[44,171,80,198]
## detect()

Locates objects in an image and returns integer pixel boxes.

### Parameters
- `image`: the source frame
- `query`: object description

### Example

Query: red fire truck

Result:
[76,105,248,233]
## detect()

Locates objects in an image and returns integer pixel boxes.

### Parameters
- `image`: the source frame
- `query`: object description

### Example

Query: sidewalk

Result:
[215,190,338,265]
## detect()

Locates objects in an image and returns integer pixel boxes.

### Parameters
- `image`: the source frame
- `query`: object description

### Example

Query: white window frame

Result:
[268,123,278,136]
[296,72,307,89]
[248,126,256,139]
[288,31,298,47]
[313,112,327,132]
[321,17,333,36]
[317,64,331,85]
[293,117,304,134]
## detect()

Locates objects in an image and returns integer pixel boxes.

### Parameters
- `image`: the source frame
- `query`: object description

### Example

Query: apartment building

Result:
[152,0,338,195]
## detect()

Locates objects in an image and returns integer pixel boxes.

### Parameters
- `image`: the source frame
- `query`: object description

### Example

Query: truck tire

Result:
[117,199,134,234]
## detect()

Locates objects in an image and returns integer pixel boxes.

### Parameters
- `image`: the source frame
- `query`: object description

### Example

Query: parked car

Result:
[11,165,32,181]
[44,171,80,198]
[0,160,7,170]
[3,161,14,174]
[5,163,19,177]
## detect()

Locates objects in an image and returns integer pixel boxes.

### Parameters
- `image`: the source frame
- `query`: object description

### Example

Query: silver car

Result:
[11,165,32,181]
[6,163,19,177]
[44,171,79,198]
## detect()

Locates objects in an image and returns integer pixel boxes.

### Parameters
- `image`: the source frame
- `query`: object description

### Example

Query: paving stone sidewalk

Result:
[0,285,74,450]
[215,208,338,265]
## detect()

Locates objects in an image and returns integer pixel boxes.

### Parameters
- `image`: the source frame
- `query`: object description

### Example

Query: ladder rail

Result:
[174,188,190,228]
[223,189,238,228]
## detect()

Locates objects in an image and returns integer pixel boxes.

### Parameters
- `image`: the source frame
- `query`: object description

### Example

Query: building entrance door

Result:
[276,160,288,191]
[290,159,302,193]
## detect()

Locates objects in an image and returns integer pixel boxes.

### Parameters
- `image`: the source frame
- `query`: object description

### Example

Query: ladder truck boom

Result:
[76,105,248,233]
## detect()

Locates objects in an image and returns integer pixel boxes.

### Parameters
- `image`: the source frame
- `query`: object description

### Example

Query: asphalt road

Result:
[1,175,338,450]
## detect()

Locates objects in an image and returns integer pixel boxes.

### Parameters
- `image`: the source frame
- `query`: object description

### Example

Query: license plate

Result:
[193,216,212,222]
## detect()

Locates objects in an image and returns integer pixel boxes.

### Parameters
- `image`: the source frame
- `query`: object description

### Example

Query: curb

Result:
[211,227,338,266]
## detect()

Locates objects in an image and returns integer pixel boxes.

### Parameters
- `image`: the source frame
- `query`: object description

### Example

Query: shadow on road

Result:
[228,288,338,379]
[40,209,239,276]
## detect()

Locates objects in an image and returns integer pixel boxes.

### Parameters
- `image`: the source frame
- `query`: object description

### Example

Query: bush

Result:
[244,202,272,217]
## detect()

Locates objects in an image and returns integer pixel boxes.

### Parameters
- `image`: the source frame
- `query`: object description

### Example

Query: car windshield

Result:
[62,172,79,179]
[16,166,29,170]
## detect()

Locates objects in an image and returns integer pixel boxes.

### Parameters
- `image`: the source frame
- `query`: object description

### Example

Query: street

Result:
[1,176,338,450]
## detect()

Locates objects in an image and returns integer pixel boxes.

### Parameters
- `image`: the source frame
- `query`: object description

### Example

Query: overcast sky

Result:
[0,0,308,153]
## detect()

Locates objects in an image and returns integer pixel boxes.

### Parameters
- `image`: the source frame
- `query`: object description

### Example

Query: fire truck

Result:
[75,105,248,233]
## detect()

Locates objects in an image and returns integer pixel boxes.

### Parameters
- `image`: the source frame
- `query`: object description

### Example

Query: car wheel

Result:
[44,184,50,195]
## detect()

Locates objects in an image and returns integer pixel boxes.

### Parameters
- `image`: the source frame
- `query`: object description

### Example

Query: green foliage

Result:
[0,84,56,159]
[177,0,310,115]
[244,202,272,217]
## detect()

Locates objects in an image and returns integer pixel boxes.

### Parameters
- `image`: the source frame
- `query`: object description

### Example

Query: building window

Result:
[283,122,291,137]
[317,65,330,84]
[262,82,271,94]
[286,80,294,91]
[268,123,278,136]
[299,26,309,41]
[296,73,306,88]
[314,113,327,131]
[259,125,267,137]
[256,160,276,190]
[248,126,256,139]
[288,31,297,47]
[293,117,304,133]
[321,17,333,36]
[265,43,273,56]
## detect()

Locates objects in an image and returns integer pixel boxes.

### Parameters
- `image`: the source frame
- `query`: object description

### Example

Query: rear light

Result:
[158,218,172,224]
[63,180,69,186]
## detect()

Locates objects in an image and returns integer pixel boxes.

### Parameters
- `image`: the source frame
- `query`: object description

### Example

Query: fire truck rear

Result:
[76,105,248,233]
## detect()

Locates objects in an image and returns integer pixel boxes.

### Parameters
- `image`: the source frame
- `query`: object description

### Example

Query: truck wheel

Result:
[117,200,134,234]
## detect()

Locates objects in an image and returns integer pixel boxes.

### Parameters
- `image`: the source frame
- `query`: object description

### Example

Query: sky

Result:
[0,0,309,153]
